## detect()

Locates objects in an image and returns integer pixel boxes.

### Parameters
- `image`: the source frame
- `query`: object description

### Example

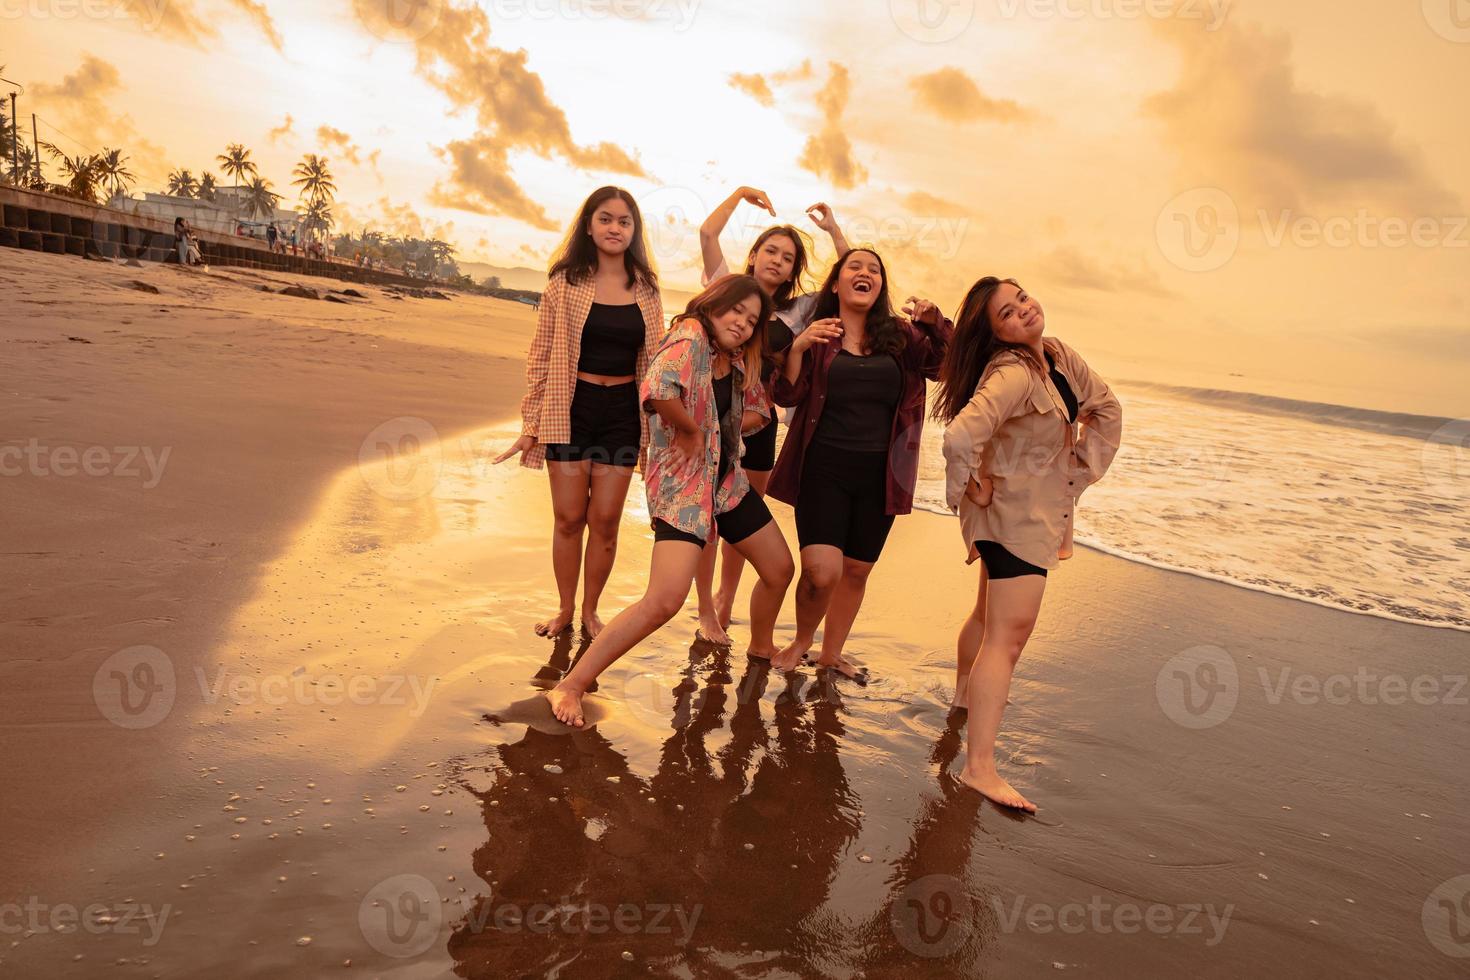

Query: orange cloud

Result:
[31,55,168,184]
[427,137,559,231]
[908,68,1031,125]
[728,72,774,107]
[797,62,867,190]
[316,125,381,173]
[267,114,295,144]
[117,0,281,50]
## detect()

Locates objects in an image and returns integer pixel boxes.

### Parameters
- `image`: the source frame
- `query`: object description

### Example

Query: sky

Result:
[4,0,1469,415]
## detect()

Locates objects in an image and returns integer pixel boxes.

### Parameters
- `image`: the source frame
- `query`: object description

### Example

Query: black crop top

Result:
[713,371,734,481]
[1045,351,1079,424]
[578,303,644,376]
[813,351,903,453]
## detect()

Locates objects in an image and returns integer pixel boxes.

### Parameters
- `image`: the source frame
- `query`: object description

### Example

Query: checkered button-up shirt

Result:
[519,270,666,469]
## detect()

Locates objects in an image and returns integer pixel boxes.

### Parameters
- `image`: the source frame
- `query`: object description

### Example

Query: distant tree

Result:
[216,143,258,191]
[95,148,137,200]
[243,176,281,220]
[198,171,219,202]
[480,275,501,290]
[40,141,102,203]
[166,168,199,198]
[292,154,336,206]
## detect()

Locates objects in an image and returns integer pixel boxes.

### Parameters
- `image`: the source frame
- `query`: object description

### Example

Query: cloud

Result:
[1042,245,1175,298]
[797,63,868,190]
[427,136,559,231]
[267,114,295,144]
[1145,18,1457,213]
[728,72,774,107]
[31,55,168,182]
[908,68,1031,124]
[902,190,966,214]
[225,0,284,51]
[316,125,381,173]
[118,0,281,50]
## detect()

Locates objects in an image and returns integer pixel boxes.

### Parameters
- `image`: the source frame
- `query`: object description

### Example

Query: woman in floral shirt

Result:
[548,275,797,728]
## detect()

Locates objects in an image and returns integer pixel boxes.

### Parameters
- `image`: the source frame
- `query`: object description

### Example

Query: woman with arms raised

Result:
[767,247,953,679]
[936,277,1122,811]
[548,275,797,728]
[691,187,851,645]
[496,187,665,640]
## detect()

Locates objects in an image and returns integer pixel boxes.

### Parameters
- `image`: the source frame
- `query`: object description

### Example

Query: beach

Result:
[1,249,1467,978]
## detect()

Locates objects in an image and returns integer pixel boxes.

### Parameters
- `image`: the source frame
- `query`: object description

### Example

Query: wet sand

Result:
[2,250,1467,978]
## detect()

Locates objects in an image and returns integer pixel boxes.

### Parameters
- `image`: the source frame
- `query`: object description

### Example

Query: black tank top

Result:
[1045,351,1079,423]
[713,371,734,481]
[813,350,903,452]
[578,303,643,375]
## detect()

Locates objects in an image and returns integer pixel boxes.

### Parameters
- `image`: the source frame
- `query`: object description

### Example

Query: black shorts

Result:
[795,441,895,564]
[543,380,640,467]
[653,489,773,548]
[975,540,1048,579]
[741,419,778,472]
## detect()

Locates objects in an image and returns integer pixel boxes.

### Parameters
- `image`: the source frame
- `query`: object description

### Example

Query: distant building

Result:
[107,187,302,239]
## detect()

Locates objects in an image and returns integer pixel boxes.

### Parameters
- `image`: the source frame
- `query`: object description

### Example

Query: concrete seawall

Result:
[0,184,440,290]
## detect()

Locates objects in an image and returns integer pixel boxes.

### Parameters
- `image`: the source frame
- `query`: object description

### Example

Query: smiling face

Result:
[984,281,1045,345]
[711,292,762,353]
[587,196,634,257]
[750,232,798,293]
[834,250,883,311]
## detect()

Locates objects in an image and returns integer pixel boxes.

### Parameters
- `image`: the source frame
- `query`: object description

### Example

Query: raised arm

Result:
[700,186,775,282]
[900,297,955,381]
[941,362,1033,512]
[806,202,851,257]
[774,317,843,406]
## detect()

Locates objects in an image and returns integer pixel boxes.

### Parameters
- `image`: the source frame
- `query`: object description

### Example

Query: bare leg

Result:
[580,462,635,639]
[694,535,730,646]
[547,542,704,727]
[539,461,591,637]
[958,573,1046,811]
[812,556,875,680]
[714,469,769,627]
[772,544,842,671]
[728,518,794,660]
[953,563,989,709]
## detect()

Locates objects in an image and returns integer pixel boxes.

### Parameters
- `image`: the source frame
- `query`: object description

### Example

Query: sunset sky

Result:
[7,0,1468,414]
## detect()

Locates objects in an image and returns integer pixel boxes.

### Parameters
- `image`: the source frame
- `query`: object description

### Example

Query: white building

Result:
[108,187,302,240]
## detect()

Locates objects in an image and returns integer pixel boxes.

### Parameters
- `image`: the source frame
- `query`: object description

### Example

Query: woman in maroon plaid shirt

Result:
[496,187,666,640]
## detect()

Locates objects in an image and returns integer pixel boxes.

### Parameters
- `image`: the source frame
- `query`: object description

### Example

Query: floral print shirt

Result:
[639,318,771,540]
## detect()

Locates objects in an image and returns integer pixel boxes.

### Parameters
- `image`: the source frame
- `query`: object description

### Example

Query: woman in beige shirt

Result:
[935,277,1122,811]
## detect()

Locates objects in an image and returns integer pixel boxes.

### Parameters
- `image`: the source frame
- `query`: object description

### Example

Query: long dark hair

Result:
[548,186,658,290]
[675,274,772,393]
[811,247,905,357]
[744,225,812,311]
[932,276,1046,424]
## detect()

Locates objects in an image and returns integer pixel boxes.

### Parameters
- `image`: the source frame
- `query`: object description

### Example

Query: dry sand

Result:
[1,248,1466,978]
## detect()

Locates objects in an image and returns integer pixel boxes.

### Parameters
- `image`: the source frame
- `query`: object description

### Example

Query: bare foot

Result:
[746,646,777,662]
[810,653,868,683]
[957,766,1036,812]
[535,609,575,638]
[772,637,811,672]
[952,673,970,710]
[546,684,587,728]
[696,609,731,647]
[713,591,735,631]
[581,610,606,640]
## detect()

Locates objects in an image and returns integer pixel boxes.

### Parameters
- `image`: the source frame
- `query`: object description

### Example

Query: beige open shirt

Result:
[941,337,1123,570]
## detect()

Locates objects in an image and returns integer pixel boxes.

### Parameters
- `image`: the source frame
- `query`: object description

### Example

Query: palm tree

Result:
[95,148,136,200]
[7,143,37,186]
[40,141,102,203]
[243,176,281,220]
[166,169,199,198]
[216,143,257,191]
[198,172,219,202]
[302,197,334,242]
[291,154,336,206]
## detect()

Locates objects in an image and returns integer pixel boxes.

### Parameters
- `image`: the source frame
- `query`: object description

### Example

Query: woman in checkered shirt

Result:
[495,187,667,640]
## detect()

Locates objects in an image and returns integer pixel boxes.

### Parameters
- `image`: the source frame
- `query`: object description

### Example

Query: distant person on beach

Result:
[266,223,278,253]
[935,277,1122,811]
[290,228,299,255]
[767,248,952,680]
[691,186,850,646]
[174,217,201,267]
[495,187,666,640]
[546,275,796,727]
